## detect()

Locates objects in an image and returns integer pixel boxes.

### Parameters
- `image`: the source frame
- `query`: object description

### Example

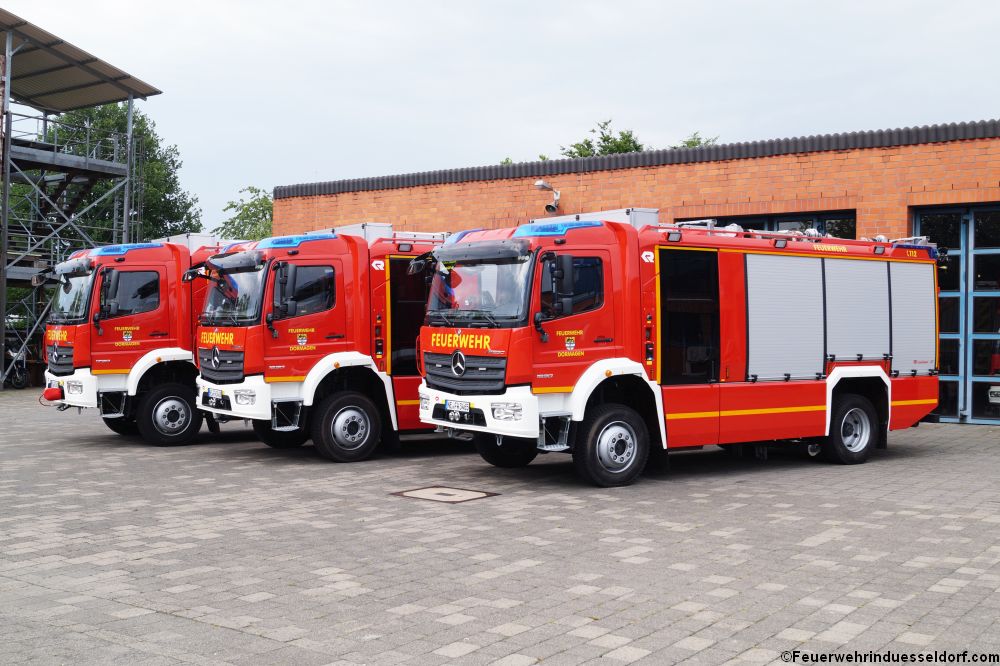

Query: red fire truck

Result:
[193,224,447,460]
[416,209,940,486]
[42,236,236,444]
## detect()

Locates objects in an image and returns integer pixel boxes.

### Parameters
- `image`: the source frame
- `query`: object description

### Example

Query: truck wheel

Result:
[311,391,382,462]
[824,394,877,464]
[572,404,650,487]
[103,416,139,436]
[136,383,203,446]
[252,419,309,448]
[474,433,538,468]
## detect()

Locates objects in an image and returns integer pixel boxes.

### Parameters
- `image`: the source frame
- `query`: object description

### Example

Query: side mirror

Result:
[407,258,426,275]
[552,254,575,316]
[101,268,120,317]
[273,262,298,318]
[92,310,103,336]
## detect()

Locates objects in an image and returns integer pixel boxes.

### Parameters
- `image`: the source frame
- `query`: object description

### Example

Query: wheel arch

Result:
[304,352,396,430]
[826,367,890,448]
[127,348,197,396]
[568,359,666,449]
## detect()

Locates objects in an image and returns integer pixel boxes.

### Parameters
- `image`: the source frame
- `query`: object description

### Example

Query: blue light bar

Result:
[257,232,336,249]
[444,228,483,245]
[90,243,163,256]
[892,243,938,259]
[512,220,603,238]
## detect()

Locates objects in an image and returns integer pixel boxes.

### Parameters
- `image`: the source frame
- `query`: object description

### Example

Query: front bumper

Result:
[44,368,127,409]
[196,375,307,421]
[418,383,542,440]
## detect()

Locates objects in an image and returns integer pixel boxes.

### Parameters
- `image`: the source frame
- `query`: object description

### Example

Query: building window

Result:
[680,211,857,239]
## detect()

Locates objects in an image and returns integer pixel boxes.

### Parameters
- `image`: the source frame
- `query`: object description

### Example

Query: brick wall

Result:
[274,138,1000,239]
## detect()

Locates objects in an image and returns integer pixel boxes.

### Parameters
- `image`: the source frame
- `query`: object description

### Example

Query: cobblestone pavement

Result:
[1,389,999,665]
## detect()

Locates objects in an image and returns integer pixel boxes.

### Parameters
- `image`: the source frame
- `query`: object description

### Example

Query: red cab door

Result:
[90,266,170,375]
[263,259,346,382]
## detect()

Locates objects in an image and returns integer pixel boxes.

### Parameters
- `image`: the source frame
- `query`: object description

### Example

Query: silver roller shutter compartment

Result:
[824,259,890,361]
[889,262,936,375]
[746,254,824,380]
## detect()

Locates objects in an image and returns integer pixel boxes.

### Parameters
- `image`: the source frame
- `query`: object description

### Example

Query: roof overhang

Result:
[0,8,161,113]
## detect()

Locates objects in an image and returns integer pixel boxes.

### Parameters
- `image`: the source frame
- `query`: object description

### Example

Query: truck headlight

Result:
[65,381,84,395]
[419,393,430,411]
[234,389,256,406]
[491,402,523,421]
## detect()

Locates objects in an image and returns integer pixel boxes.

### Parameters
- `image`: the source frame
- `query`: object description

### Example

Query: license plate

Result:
[207,388,223,399]
[990,387,1000,404]
[445,399,470,413]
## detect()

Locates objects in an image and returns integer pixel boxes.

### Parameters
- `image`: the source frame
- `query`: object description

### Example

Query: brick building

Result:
[273,120,1000,424]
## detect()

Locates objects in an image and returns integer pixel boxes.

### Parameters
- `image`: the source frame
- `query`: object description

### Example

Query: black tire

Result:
[311,391,382,462]
[252,419,309,449]
[103,416,139,436]
[135,383,203,446]
[473,433,538,468]
[9,369,28,390]
[206,414,222,435]
[572,403,650,487]
[824,394,877,465]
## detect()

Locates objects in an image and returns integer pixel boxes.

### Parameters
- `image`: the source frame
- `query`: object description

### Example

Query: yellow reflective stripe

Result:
[890,399,937,406]
[91,369,130,375]
[396,399,421,406]
[666,404,827,420]
[264,376,306,383]
[531,386,574,394]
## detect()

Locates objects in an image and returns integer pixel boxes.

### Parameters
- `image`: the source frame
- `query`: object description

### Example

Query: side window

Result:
[658,249,720,385]
[292,265,335,316]
[111,271,159,317]
[540,256,604,317]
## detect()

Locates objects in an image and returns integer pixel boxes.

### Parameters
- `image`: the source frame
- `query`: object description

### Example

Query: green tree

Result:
[560,119,644,158]
[672,131,718,148]
[49,103,202,241]
[214,186,273,241]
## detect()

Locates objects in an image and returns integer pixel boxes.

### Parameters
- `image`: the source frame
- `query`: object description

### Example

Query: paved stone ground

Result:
[1,389,999,665]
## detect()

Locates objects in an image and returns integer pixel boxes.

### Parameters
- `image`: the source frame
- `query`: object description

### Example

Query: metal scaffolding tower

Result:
[0,9,160,387]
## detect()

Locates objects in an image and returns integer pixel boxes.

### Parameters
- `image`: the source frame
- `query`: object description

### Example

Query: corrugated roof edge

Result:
[274,119,1000,200]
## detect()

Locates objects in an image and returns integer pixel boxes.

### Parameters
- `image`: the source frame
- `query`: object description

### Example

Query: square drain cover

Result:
[393,486,499,503]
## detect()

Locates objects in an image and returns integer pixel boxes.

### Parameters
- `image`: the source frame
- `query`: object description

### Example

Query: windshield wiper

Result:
[457,309,499,327]
[427,310,455,327]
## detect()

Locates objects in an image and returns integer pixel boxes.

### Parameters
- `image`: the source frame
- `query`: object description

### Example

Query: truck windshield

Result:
[50,274,94,324]
[202,266,266,326]
[427,257,532,327]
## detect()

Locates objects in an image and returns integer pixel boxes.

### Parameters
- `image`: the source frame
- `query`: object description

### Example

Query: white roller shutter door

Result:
[824,259,891,361]
[889,262,937,374]
[746,254,824,380]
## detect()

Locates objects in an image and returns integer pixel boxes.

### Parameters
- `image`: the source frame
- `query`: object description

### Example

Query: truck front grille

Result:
[46,344,74,376]
[198,347,245,384]
[424,352,506,395]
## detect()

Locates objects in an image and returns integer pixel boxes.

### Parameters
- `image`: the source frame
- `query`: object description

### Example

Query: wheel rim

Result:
[152,397,191,436]
[840,407,871,453]
[330,406,370,451]
[595,421,638,473]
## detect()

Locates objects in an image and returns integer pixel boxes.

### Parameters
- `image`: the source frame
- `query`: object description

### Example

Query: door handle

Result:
[326,333,345,340]
[594,336,613,344]
[149,331,168,337]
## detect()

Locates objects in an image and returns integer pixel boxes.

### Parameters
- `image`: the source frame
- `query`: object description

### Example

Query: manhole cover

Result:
[393,486,499,503]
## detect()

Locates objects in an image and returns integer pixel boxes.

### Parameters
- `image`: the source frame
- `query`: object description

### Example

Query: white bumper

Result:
[44,368,127,409]
[418,383,543,440]
[196,375,306,421]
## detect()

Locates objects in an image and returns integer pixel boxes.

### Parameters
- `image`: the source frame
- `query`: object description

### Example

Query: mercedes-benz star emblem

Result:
[451,350,466,377]
[211,346,221,370]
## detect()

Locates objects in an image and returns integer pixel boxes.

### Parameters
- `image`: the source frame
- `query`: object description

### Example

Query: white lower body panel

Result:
[196,375,303,421]
[44,368,127,410]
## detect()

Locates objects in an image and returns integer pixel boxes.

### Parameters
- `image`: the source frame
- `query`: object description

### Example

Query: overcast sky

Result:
[9,1,1000,229]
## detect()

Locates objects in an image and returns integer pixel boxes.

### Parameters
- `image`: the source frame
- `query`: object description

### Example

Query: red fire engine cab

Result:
[43,236,236,444]
[193,223,447,460]
[417,209,940,486]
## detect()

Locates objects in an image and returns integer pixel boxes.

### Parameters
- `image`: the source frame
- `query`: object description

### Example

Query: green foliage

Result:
[500,157,513,165]
[49,103,202,241]
[671,131,719,149]
[214,186,273,241]
[560,120,644,158]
